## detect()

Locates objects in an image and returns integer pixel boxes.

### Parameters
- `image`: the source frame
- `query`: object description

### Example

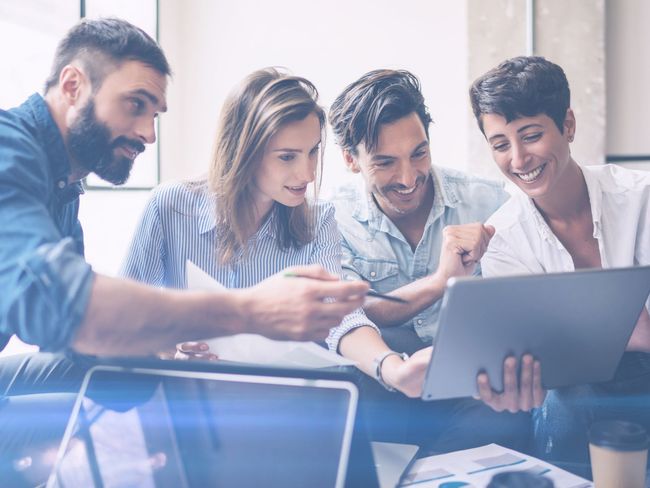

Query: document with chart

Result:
[399,444,591,488]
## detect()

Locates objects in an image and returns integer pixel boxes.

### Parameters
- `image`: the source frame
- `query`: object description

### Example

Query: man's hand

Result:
[380,346,433,398]
[158,341,219,361]
[477,354,547,413]
[241,264,369,342]
[433,223,495,285]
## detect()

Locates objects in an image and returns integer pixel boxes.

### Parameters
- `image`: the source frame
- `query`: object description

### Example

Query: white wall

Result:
[606,0,650,171]
[159,0,469,196]
[78,191,151,275]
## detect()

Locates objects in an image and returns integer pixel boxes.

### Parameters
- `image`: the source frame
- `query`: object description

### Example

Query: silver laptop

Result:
[422,266,650,401]
[47,364,360,488]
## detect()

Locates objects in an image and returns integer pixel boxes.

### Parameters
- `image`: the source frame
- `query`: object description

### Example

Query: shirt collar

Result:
[55,179,85,204]
[26,93,84,202]
[256,207,277,239]
[524,166,604,244]
[525,197,558,244]
[431,165,461,208]
[581,166,603,228]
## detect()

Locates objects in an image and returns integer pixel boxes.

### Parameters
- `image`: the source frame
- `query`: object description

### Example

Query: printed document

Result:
[400,443,591,488]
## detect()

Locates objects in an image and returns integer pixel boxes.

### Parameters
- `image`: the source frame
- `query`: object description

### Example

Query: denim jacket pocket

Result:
[351,258,399,293]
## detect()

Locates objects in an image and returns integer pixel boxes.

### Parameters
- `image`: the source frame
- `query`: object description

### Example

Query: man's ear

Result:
[564,108,576,142]
[343,150,361,173]
[58,64,88,106]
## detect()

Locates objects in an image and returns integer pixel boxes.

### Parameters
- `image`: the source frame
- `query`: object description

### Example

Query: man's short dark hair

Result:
[44,17,171,93]
[329,69,432,156]
[469,56,570,134]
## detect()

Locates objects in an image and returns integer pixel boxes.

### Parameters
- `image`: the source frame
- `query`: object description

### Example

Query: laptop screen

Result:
[47,366,358,488]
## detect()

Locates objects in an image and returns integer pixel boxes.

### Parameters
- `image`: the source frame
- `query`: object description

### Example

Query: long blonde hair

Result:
[209,68,325,264]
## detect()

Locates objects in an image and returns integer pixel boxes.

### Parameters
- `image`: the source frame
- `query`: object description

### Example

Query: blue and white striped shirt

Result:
[120,180,377,345]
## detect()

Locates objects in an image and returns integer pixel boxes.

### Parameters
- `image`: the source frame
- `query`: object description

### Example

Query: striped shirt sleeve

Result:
[120,188,166,287]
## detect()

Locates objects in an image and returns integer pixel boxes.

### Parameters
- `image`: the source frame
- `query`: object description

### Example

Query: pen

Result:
[365,288,409,304]
[284,272,409,304]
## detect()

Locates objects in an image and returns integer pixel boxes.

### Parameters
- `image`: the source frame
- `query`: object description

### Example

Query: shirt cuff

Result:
[326,308,380,353]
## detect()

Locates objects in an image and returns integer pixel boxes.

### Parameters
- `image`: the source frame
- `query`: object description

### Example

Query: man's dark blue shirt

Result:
[0,94,94,351]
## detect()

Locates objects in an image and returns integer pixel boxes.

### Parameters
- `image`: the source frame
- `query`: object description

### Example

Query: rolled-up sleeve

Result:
[4,239,94,351]
[311,203,380,352]
[0,126,94,350]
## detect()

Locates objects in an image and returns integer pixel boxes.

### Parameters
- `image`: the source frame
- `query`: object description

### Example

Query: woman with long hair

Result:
[121,68,375,351]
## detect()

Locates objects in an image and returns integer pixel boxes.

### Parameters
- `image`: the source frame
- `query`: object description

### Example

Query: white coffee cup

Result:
[589,420,648,488]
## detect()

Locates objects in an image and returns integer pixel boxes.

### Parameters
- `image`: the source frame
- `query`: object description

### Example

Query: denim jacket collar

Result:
[26,93,84,202]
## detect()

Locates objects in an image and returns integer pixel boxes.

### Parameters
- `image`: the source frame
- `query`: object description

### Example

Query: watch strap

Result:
[373,350,409,392]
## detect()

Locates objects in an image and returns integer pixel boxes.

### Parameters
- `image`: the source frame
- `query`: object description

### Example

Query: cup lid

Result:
[589,420,649,451]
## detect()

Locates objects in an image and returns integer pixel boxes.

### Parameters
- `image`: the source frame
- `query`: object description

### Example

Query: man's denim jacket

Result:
[328,165,508,350]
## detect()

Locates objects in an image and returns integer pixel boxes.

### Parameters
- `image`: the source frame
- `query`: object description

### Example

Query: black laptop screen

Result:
[47,367,357,488]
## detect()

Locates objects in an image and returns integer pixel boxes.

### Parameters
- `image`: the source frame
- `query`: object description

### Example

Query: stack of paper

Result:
[187,260,357,369]
[399,444,591,488]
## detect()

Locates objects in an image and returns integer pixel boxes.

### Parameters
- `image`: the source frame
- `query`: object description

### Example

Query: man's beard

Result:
[67,99,145,185]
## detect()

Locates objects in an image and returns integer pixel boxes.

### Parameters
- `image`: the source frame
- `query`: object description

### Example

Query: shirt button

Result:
[57,180,66,189]
[369,271,376,278]
[366,237,373,242]
[416,319,423,325]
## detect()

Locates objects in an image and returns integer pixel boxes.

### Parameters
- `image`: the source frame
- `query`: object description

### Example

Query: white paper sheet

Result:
[202,333,357,368]
[186,260,227,291]
[186,260,357,369]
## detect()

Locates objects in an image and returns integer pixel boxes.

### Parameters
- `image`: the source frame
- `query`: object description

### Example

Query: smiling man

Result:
[470,55,650,475]
[326,70,530,451]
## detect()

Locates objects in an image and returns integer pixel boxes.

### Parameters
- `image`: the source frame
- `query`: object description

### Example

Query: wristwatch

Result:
[373,350,409,392]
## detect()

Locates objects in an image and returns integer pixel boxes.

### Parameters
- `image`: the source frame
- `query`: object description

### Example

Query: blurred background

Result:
[1,0,648,355]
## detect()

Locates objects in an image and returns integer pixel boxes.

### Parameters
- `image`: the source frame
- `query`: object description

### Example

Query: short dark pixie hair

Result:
[44,17,171,93]
[469,56,570,134]
[329,69,432,156]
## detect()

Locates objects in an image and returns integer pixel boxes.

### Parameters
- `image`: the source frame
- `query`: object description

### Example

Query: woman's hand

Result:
[158,341,219,361]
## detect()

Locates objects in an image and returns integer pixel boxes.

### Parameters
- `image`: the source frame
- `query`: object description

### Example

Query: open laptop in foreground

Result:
[422,265,650,401]
[46,359,380,488]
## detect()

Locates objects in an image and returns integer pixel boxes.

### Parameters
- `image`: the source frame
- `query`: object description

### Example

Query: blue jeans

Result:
[533,352,650,478]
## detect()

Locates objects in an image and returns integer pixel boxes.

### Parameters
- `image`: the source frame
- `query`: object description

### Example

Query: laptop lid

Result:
[422,265,650,401]
[47,363,361,488]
